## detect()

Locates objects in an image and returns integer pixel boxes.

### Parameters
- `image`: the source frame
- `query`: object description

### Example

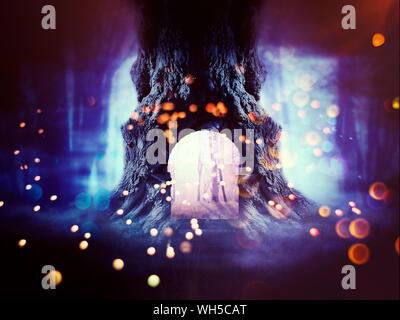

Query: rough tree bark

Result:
[111,0,317,237]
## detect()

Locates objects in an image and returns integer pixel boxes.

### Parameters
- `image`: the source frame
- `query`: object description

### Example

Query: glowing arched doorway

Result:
[168,130,240,219]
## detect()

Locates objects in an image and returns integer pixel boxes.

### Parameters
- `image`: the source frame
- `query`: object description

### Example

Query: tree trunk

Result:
[111,0,317,236]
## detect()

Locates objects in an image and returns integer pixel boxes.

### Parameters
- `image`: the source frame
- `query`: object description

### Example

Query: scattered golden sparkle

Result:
[372,33,385,47]
[185,232,194,240]
[164,227,173,237]
[49,270,62,286]
[336,218,351,239]
[189,104,198,112]
[79,240,89,250]
[393,97,399,110]
[348,243,369,265]
[166,246,175,259]
[112,258,125,271]
[19,122,26,128]
[147,247,156,256]
[318,206,331,218]
[13,150,20,155]
[18,239,27,247]
[369,182,387,200]
[309,228,319,237]
[0,201,4,207]
[180,241,192,254]
[34,158,40,163]
[326,104,340,118]
[147,274,160,288]
[349,218,370,239]
[150,228,158,237]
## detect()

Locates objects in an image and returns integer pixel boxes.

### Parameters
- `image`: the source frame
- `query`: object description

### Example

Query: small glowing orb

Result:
[323,127,331,134]
[348,243,369,265]
[18,239,27,247]
[33,205,40,212]
[127,124,133,130]
[272,102,281,111]
[351,207,362,215]
[164,227,173,237]
[395,237,399,254]
[309,228,320,237]
[153,184,160,189]
[166,246,175,259]
[256,138,263,145]
[275,204,283,211]
[166,196,172,202]
[184,74,194,85]
[70,225,79,233]
[34,176,41,181]
[205,103,215,113]
[160,189,166,194]
[195,229,203,236]
[191,223,199,230]
[348,201,356,207]
[297,110,307,118]
[335,209,344,217]
[268,200,275,206]
[393,97,399,110]
[38,128,44,134]
[126,219,132,225]
[319,206,331,218]
[189,104,198,112]
[369,182,387,200]
[310,100,320,109]
[34,158,40,163]
[122,190,129,196]
[305,131,321,146]
[162,102,174,111]
[288,182,294,188]
[313,148,323,157]
[336,218,351,239]
[288,194,296,200]
[292,91,309,107]
[112,258,125,270]
[19,122,26,128]
[25,184,32,190]
[50,195,57,201]
[326,104,340,118]
[180,241,192,254]
[185,232,194,240]
[116,209,124,215]
[372,33,385,47]
[0,201,4,207]
[84,232,91,239]
[190,218,198,225]
[147,274,160,288]
[150,228,158,237]
[349,218,370,239]
[79,240,89,250]
[147,247,156,256]
[36,108,42,114]
[14,150,20,155]
[49,270,62,285]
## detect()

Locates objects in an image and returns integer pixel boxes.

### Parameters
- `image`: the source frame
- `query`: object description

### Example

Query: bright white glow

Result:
[168,131,240,219]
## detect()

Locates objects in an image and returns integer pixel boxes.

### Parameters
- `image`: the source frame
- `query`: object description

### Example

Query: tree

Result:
[111,0,317,236]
